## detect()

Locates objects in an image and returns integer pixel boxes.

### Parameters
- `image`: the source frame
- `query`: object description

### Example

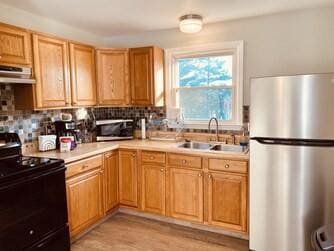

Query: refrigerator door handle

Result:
[252,137,334,147]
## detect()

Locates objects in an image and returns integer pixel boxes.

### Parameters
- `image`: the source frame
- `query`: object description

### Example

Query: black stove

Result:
[0,133,70,251]
[0,133,64,183]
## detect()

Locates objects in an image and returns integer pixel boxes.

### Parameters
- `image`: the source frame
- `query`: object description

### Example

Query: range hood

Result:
[0,65,35,84]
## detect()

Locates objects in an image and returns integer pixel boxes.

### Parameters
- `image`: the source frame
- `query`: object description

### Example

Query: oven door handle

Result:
[0,166,66,191]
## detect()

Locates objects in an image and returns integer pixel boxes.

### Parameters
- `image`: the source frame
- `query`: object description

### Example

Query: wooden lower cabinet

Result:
[66,169,104,237]
[168,167,204,222]
[141,165,165,215]
[104,151,119,212]
[207,172,247,232]
[119,150,138,207]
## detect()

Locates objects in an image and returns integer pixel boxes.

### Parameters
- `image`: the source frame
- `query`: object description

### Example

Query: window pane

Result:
[177,55,233,88]
[178,88,232,121]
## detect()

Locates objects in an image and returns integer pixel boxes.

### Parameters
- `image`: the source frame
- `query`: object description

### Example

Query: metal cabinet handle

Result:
[208,173,212,179]
[182,159,187,164]
[82,164,88,169]
[225,164,230,168]
[160,168,164,172]
[198,172,202,177]
[149,156,155,160]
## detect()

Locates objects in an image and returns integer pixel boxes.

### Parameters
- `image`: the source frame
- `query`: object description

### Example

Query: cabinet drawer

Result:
[208,158,247,174]
[142,151,166,164]
[66,155,103,178]
[168,154,202,169]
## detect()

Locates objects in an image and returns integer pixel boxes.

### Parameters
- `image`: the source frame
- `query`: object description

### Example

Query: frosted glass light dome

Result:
[179,14,203,34]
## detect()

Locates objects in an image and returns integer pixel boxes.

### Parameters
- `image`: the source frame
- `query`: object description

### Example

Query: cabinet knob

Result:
[149,156,155,160]
[182,159,187,164]
[208,173,212,179]
[225,164,230,168]
[198,172,202,177]
[132,154,136,157]
[82,164,88,169]
[29,229,35,235]
[160,168,164,172]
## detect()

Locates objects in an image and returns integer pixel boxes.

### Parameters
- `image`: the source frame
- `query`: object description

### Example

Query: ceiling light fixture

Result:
[179,14,203,34]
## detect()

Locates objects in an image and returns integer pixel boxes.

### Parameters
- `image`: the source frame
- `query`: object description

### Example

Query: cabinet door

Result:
[169,168,203,222]
[119,150,138,207]
[129,47,153,105]
[33,34,71,108]
[69,43,96,106]
[142,165,165,215]
[66,169,104,237]
[104,151,119,212]
[208,172,247,232]
[96,49,129,105]
[0,24,32,66]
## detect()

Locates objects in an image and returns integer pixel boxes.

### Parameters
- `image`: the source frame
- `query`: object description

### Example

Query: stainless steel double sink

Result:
[177,141,248,154]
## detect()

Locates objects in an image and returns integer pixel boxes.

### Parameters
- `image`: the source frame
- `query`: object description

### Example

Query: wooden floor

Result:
[71,213,249,251]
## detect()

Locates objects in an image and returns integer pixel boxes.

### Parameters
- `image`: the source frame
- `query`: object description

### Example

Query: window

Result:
[165,41,243,130]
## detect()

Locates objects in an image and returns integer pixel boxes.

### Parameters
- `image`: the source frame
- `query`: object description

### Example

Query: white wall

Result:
[0,3,103,46]
[105,8,334,105]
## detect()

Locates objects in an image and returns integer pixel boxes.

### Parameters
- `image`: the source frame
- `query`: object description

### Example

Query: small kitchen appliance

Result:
[54,120,78,149]
[96,119,134,141]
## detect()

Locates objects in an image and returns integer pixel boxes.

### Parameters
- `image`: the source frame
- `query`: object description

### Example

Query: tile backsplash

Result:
[0,84,249,143]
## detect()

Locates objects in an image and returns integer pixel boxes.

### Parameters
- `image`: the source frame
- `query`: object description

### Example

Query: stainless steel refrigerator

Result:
[250,73,334,251]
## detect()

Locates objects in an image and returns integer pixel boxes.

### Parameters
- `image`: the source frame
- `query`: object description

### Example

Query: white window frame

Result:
[165,41,244,130]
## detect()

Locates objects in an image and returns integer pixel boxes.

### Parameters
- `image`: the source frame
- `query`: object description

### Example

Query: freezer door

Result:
[250,140,334,251]
[250,73,334,139]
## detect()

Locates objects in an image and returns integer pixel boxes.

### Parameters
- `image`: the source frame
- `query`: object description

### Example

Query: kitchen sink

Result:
[177,142,214,150]
[210,144,246,153]
[177,141,248,154]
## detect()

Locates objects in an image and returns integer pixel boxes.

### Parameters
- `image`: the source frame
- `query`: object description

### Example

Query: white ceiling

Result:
[1,0,333,37]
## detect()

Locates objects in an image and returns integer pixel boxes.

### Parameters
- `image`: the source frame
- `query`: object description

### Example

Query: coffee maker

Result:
[54,121,78,149]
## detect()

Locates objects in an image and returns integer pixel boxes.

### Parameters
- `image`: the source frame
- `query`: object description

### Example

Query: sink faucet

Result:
[208,117,219,142]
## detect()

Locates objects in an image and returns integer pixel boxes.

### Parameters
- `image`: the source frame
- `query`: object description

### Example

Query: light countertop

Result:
[29,140,249,164]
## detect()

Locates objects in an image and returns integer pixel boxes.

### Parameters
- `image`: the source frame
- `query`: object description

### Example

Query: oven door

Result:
[0,167,68,251]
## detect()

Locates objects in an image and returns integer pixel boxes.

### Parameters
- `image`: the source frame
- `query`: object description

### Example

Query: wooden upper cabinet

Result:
[168,167,204,222]
[129,47,164,106]
[0,23,32,66]
[119,150,138,207]
[69,43,96,106]
[207,172,247,232]
[96,49,129,106]
[104,151,119,212]
[33,34,71,108]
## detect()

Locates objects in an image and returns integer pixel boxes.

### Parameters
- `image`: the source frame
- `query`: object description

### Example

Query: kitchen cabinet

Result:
[119,149,138,207]
[69,43,96,106]
[32,34,71,108]
[104,151,119,212]
[141,165,165,214]
[65,155,104,237]
[129,46,164,106]
[168,167,204,222]
[96,49,129,106]
[207,172,247,232]
[141,151,166,215]
[0,23,32,66]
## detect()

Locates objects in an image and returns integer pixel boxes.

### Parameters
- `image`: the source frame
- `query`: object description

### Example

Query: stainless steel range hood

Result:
[0,65,35,84]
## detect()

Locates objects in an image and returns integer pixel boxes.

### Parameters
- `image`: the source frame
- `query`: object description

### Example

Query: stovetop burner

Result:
[20,156,51,168]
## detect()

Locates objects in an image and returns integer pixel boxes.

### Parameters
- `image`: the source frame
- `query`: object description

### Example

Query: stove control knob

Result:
[29,229,35,235]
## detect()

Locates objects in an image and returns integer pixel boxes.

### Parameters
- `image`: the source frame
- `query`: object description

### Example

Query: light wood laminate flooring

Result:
[71,213,249,251]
